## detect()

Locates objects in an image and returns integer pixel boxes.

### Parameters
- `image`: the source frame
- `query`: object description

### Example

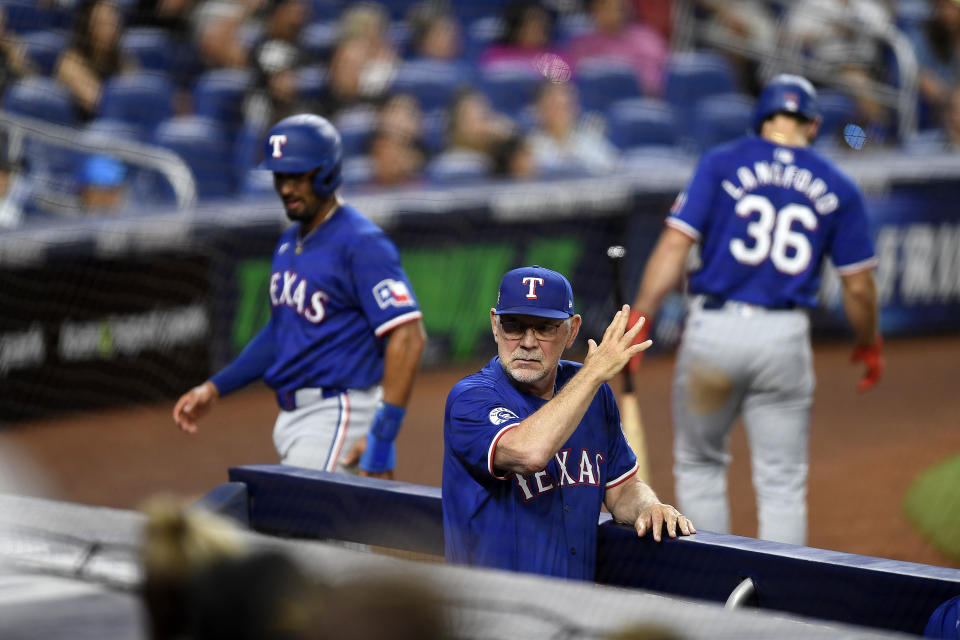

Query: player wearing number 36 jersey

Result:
[630,75,882,545]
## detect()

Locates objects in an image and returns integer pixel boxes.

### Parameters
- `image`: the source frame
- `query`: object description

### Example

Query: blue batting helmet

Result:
[258,114,343,196]
[753,74,820,133]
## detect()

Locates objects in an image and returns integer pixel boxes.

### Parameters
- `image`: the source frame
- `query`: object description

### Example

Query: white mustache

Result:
[510,349,543,362]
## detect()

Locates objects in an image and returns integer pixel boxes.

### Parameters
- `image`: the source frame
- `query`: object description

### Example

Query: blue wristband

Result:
[370,402,405,441]
[359,432,396,473]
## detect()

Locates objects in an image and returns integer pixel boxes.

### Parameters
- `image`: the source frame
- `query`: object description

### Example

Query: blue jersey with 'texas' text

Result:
[668,137,877,308]
[264,202,421,397]
[442,357,638,580]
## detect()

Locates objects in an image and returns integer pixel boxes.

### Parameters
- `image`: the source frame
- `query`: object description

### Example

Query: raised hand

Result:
[582,305,653,384]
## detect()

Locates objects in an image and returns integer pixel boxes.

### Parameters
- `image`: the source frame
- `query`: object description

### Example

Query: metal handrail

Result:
[0,111,197,211]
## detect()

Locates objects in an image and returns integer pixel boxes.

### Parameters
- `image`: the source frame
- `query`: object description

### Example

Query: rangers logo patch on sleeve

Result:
[488,407,519,426]
[373,279,415,309]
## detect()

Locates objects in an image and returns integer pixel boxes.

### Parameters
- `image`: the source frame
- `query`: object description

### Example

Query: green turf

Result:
[904,454,960,562]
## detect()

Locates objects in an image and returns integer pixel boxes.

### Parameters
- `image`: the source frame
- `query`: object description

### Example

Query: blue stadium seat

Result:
[421,107,448,154]
[390,60,468,112]
[692,92,754,151]
[153,116,234,200]
[121,28,177,73]
[192,68,254,135]
[299,21,338,61]
[479,66,543,116]
[425,150,491,184]
[335,108,378,156]
[817,90,857,141]
[99,72,174,137]
[665,51,737,127]
[464,16,502,64]
[340,156,374,188]
[3,2,47,32]
[606,98,679,149]
[82,118,142,144]
[19,30,67,76]
[575,59,642,114]
[295,64,327,101]
[2,78,75,126]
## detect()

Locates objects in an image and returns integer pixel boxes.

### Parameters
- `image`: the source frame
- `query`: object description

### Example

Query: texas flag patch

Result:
[373,279,415,309]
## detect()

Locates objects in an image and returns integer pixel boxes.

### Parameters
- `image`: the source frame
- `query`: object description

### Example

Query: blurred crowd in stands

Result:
[0,0,959,226]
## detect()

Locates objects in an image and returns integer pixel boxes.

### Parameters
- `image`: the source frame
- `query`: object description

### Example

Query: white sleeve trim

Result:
[835,256,879,275]
[488,423,519,480]
[605,460,639,489]
[374,310,423,337]
[665,217,701,241]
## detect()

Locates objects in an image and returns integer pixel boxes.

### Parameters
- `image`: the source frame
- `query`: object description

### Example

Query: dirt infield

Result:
[2,334,958,569]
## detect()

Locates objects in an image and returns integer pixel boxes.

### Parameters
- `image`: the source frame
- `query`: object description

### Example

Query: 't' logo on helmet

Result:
[269,134,288,158]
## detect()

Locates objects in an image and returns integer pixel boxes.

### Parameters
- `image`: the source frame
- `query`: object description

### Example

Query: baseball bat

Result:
[606,245,651,481]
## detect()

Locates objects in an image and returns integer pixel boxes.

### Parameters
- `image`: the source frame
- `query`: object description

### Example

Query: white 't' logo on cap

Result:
[269,134,288,158]
[522,277,545,299]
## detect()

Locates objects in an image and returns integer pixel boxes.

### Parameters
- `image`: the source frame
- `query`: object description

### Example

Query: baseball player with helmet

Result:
[442,265,694,579]
[173,113,426,478]
[629,74,882,545]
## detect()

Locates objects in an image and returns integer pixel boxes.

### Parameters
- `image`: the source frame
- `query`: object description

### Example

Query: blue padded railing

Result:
[206,465,960,636]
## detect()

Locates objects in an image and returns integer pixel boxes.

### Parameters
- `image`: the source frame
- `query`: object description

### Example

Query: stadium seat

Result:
[192,68,254,135]
[99,72,174,137]
[295,64,327,101]
[575,59,643,114]
[817,90,858,141]
[425,150,491,184]
[464,16,502,63]
[299,21,338,61]
[120,28,177,73]
[19,30,67,76]
[2,77,75,126]
[421,107,448,154]
[335,108,378,156]
[153,116,234,200]
[479,66,543,117]
[665,51,737,128]
[692,92,754,151]
[389,60,468,112]
[340,156,374,188]
[2,2,46,32]
[82,118,142,145]
[606,98,679,149]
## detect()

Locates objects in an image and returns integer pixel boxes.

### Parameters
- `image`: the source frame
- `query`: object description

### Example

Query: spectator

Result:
[191,0,256,70]
[445,87,513,157]
[244,39,310,132]
[55,0,130,121]
[378,92,425,146]
[491,132,537,180]
[338,3,399,97]
[259,0,311,48]
[407,1,462,61]
[480,1,569,73]
[630,0,672,42]
[783,0,895,139]
[313,575,451,640]
[368,127,425,187]
[906,0,960,129]
[140,496,248,640]
[528,81,618,176]
[77,154,128,215]
[566,0,670,96]
[0,4,37,96]
[694,0,778,95]
[317,36,385,123]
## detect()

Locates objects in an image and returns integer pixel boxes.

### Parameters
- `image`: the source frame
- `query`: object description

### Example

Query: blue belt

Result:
[701,296,796,311]
[277,387,345,411]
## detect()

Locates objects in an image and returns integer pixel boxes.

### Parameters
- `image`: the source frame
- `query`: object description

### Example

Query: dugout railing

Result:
[200,464,960,637]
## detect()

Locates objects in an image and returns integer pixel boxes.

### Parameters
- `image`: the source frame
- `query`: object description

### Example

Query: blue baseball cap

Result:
[495,265,575,319]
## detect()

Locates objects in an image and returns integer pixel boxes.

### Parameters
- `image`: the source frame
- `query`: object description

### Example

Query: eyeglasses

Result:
[498,317,564,341]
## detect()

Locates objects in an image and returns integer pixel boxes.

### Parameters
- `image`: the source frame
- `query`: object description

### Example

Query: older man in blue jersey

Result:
[173,114,426,478]
[442,265,695,580]
[630,75,882,545]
